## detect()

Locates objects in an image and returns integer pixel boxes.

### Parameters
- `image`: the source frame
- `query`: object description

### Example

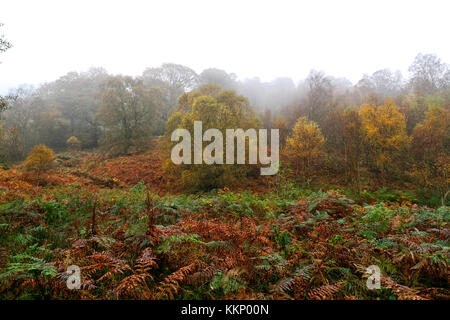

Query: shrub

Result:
[23,144,54,178]
[66,136,81,151]
[306,190,354,218]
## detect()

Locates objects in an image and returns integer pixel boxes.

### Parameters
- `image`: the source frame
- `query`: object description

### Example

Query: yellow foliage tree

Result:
[285,116,325,175]
[23,144,54,179]
[162,85,262,190]
[359,100,411,178]
[66,136,81,151]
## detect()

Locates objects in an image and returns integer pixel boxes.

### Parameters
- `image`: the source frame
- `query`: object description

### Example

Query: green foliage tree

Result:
[97,75,163,156]
[44,68,108,148]
[33,109,70,150]
[199,68,237,89]
[142,63,199,124]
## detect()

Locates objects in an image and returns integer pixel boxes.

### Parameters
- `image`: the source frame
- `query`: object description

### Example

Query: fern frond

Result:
[307,281,344,300]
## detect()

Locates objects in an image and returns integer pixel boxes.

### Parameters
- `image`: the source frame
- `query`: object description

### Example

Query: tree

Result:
[0,23,12,56]
[2,84,73,157]
[199,68,237,89]
[356,69,403,101]
[264,77,297,109]
[143,63,199,91]
[285,116,325,175]
[412,107,449,157]
[96,75,162,155]
[32,109,70,150]
[2,70,108,154]
[44,68,108,148]
[142,63,199,121]
[359,99,411,179]
[263,109,272,129]
[408,53,449,95]
[272,116,289,147]
[0,23,12,117]
[238,77,297,112]
[341,109,364,189]
[66,136,81,151]
[412,107,449,204]
[304,70,333,124]
[329,77,353,95]
[23,144,54,180]
[1,126,23,162]
[399,94,430,134]
[162,86,262,190]
[237,77,267,110]
[321,106,364,188]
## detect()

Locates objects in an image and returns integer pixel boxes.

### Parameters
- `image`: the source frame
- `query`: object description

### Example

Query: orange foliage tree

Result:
[412,106,449,204]
[23,144,54,179]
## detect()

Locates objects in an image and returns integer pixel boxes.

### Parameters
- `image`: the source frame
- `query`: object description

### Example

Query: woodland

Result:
[0,23,449,300]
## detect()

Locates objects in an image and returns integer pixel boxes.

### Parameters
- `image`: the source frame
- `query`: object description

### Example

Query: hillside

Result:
[0,149,448,300]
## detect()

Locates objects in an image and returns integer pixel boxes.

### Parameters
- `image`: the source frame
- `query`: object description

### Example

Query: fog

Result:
[1,0,449,94]
[1,0,450,303]
[0,0,449,159]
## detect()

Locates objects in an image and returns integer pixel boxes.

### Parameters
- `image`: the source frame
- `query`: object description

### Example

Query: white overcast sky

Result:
[0,0,449,93]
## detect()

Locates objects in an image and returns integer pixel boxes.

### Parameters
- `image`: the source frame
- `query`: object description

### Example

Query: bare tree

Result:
[0,23,13,115]
[305,70,333,123]
[142,63,199,91]
[356,69,403,100]
[142,63,199,121]
[0,23,12,55]
[408,53,449,94]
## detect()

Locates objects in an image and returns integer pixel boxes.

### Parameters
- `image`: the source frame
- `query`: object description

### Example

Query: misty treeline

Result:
[0,50,449,198]
[1,54,448,155]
